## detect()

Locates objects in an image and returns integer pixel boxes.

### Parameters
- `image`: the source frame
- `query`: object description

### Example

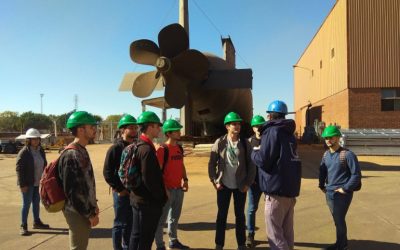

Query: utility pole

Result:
[179,0,192,136]
[40,93,44,114]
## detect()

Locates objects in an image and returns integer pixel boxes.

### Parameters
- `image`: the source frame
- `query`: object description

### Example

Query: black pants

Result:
[129,203,163,250]
[215,187,247,247]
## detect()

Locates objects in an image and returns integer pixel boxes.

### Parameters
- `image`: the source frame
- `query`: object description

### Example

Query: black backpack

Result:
[323,148,362,191]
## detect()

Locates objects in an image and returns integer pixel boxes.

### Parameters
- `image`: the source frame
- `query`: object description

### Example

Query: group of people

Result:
[15,99,361,250]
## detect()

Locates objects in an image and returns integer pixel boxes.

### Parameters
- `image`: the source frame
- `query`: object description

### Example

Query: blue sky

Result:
[0,0,336,120]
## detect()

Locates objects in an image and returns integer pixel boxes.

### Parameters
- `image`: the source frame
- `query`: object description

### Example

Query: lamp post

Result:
[293,65,317,143]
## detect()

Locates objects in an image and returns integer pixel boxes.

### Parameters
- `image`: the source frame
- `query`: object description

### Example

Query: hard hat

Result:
[66,111,97,129]
[251,115,265,127]
[162,119,183,133]
[321,125,342,138]
[136,111,161,125]
[118,114,137,129]
[224,112,243,125]
[267,100,288,115]
[25,128,41,138]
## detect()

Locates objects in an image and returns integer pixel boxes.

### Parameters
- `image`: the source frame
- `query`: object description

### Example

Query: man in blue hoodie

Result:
[251,100,301,250]
[319,125,361,250]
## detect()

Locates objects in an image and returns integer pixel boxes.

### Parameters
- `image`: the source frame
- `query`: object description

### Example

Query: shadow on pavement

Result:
[90,227,112,238]
[295,240,400,250]
[178,222,235,231]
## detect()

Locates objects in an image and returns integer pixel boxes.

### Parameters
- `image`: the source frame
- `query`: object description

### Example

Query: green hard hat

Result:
[321,125,342,138]
[118,114,137,129]
[251,115,265,127]
[66,111,97,129]
[224,112,243,125]
[136,111,161,125]
[162,119,183,133]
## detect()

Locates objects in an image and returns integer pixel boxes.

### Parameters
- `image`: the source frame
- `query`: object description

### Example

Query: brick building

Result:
[293,0,400,137]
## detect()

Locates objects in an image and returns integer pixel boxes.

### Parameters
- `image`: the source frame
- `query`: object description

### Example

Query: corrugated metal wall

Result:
[348,0,400,88]
[294,0,348,114]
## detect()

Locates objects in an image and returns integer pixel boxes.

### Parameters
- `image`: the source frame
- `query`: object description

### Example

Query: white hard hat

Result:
[25,128,41,138]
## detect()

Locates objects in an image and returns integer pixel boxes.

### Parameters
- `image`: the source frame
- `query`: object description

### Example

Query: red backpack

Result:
[40,144,77,213]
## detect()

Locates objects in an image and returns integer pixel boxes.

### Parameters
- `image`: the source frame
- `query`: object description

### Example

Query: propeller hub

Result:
[156,57,171,72]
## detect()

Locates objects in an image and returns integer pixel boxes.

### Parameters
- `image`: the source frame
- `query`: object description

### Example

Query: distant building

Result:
[294,0,400,137]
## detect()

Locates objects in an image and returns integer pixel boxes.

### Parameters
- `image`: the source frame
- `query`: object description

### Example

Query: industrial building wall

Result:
[347,0,400,88]
[348,89,400,128]
[294,0,348,130]
[295,89,349,136]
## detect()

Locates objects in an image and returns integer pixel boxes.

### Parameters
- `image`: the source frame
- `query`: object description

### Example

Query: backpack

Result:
[323,148,362,191]
[118,143,142,191]
[161,143,184,172]
[40,144,77,213]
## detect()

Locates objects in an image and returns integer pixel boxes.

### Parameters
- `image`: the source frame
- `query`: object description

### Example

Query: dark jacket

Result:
[130,138,167,207]
[208,135,256,190]
[103,138,130,192]
[58,143,97,218]
[249,135,261,185]
[16,145,47,187]
[251,119,302,197]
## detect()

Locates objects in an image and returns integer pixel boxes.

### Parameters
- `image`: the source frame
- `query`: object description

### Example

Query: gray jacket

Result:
[208,135,256,190]
[16,145,47,187]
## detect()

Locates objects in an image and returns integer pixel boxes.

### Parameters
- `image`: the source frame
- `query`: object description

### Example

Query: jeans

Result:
[129,202,163,250]
[265,195,296,250]
[215,187,247,247]
[155,189,184,248]
[21,186,40,225]
[326,191,353,250]
[246,184,262,235]
[113,192,133,250]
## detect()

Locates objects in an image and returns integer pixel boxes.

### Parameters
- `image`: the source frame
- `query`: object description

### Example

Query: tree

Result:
[104,114,123,123]
[0,111,20,132]
[20,111,52,131]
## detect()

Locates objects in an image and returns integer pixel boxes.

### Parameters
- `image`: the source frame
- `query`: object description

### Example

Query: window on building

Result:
[331,48,335,58]
[320,60,323,69]
[311,70,314,77]
[381,88,400,111]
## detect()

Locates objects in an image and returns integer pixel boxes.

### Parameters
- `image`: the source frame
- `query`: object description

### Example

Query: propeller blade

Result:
[158,23,189,58]
[119,73,143,91]
[172,49,209,82]
[130,39,160,66]
[163,73,188,108]
[203,69,253,89]
[154,77,165,91]
[132,71,159,98]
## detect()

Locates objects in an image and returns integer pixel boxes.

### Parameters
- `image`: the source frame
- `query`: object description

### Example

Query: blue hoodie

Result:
[251,119,302,197]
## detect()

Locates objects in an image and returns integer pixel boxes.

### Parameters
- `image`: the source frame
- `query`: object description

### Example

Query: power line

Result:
[192,0,251,68]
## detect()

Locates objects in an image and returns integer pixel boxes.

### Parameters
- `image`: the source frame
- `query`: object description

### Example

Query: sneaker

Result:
[169,240,189,249]
[237,245,247,250]
[322,244,337,250]
[33,219,50,229]
[246,233,255,248]
[20,224,29,236]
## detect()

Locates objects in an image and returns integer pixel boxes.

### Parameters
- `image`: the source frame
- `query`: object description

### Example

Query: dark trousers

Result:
[113,192,133,250]
[326,191,353,250]
[216,187,247,247]
[129,202,163,250]
[246,183,262,235]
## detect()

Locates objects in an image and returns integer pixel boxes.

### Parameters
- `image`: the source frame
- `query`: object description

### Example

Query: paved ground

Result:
[0,144,399,250]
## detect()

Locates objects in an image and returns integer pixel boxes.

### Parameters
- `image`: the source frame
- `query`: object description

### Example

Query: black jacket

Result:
[130,138,167,207]
[103,138,130,192]
[16,145,47,187]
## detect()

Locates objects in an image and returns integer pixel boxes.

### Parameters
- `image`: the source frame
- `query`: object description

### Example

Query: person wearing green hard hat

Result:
[251,100,301,250]
[103,114,138,249]
[245,115,265,247]
[209,112,256,250]
[154,119,189,249]
[59,111,99,249]
[319,125,362,250]
[129,111,167,250]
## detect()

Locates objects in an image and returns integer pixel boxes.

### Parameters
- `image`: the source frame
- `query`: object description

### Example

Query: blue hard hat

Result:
[267,100,288,114]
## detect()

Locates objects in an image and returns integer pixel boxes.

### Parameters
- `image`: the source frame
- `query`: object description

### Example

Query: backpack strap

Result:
[339,147,348,168]
[162,144,169,172]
